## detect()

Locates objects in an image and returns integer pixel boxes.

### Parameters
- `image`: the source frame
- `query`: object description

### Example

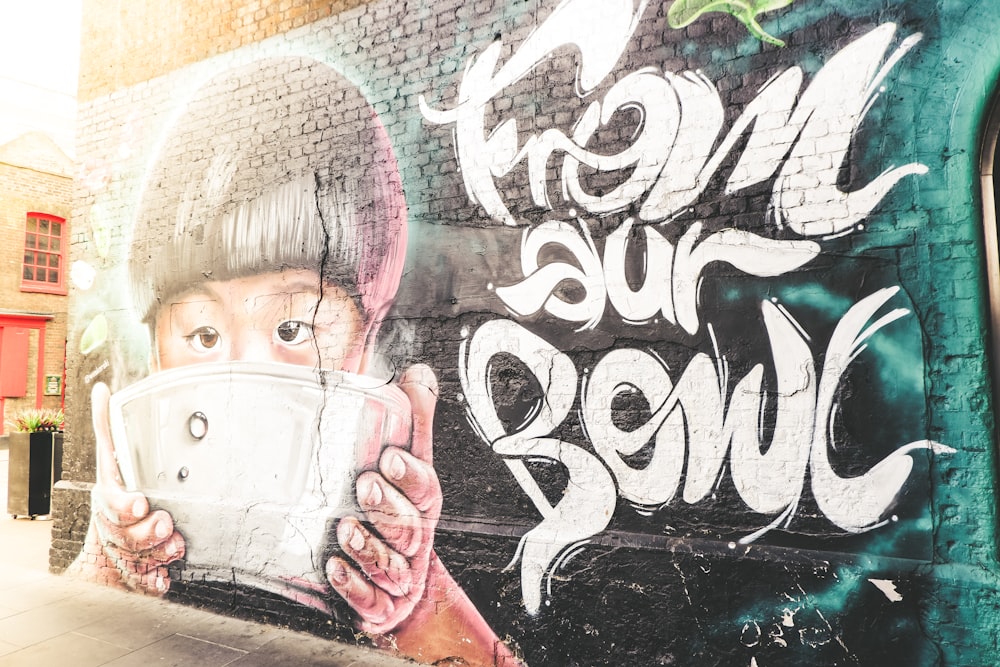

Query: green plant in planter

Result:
[6,408,64,518]
[8,408,65,433]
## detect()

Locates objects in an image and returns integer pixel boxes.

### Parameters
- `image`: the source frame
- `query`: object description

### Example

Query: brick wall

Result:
[61,1,1000,665]
[78,0,368,103]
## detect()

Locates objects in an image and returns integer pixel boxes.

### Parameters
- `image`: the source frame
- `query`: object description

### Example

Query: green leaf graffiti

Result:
[80,313,108,355]
[667,0,794,47]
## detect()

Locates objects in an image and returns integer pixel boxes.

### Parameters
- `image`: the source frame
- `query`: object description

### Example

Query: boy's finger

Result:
[399,364,437,465]
[335,518,412,597]
[91,383,122,486]
[326,556,394,625]
[357,470,426,558]
[95,484,149,526]
[378,447,441,516]
[96,508,175,554]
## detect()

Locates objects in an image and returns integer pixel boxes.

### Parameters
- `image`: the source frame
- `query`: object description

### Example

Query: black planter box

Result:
[7,431,63,518]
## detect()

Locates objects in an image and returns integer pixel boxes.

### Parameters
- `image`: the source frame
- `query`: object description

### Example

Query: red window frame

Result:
[21,213,67,295]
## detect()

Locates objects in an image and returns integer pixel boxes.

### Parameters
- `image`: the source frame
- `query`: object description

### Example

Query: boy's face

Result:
[153,269,362,372]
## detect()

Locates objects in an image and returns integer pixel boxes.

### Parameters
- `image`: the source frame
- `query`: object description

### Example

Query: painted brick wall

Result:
[57,1,1000,665]
[77,0,367,103]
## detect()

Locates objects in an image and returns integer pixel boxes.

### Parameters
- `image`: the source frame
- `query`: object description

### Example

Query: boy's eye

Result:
[274,320,313,345]
[186,326,220,352]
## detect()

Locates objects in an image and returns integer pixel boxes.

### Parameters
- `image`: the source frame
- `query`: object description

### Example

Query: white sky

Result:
[0,0,83,158]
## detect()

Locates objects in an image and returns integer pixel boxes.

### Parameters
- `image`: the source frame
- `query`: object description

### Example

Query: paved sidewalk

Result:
[0,442,416,666]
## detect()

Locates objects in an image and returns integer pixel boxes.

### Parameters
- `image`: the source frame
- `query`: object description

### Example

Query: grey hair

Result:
[128,57,407,343]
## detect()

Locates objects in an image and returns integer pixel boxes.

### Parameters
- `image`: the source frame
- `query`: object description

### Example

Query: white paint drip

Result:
[869,579,903,602]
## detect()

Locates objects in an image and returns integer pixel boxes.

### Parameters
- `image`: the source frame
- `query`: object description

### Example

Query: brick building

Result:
[0,131,72,436]
[51,1,1000,665]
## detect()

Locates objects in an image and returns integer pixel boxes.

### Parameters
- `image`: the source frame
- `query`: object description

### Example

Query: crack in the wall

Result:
[313,172,332,500]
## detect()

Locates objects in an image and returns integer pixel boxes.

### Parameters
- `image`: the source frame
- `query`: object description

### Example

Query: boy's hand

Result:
[326,364,441,634]
[74,382,185,593]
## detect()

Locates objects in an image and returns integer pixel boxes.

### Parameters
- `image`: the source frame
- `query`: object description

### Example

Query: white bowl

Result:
[108,361,411,605]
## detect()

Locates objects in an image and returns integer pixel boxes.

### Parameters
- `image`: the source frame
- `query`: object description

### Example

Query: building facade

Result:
[0,132,72,436]
[53,0,1000,664]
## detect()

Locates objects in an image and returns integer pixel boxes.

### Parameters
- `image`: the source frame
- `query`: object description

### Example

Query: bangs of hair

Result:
[128,57,407,331]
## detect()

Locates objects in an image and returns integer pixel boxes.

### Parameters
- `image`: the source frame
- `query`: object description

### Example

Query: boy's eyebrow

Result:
[251,280,327,312]
[269,277,322,294]
[248,287,321,329]
[170,283,222,304]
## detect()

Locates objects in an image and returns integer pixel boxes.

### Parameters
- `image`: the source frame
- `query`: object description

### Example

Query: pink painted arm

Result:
[327,364,522,666]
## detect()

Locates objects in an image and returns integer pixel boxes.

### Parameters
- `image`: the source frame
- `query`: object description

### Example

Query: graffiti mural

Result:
[69,58,518,666]
[421,7,952,617]
[62,0,998,665]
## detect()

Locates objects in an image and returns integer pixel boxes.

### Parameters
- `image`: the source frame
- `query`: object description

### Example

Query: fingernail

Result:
[132,499,146,518]
[388,453,406,481]
[165,540,177,557]
[328,560,348,585]
[362,477,383,507]
[155,520,169,539]
[349,527,365,551]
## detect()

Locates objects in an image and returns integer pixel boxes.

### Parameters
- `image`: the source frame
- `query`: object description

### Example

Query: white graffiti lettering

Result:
[459,292,952,615]
[495,216,819,334]
[420,3,927,233]
[427,0,952,616]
